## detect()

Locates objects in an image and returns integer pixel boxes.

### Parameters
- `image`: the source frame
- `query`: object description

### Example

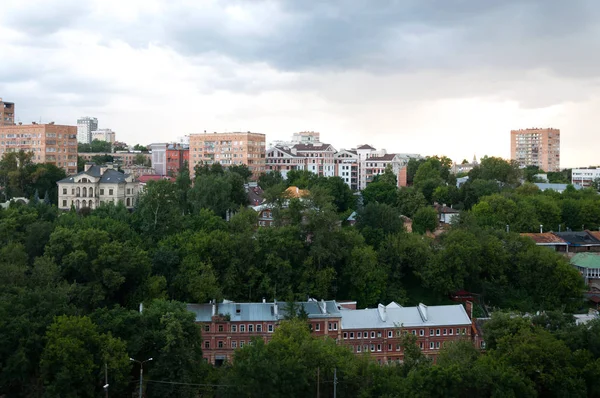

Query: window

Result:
[240,341,244,347]
[388,331,393,338]
[240,325,245,333]
[370,344,375,352]
[463,328,467,335]
[364,345,368,352]
[388,344,392,351]
[231,325,237,332]
[218,341,224,348]
[315,323,320,331]
[328,323,332,331]
[430,329,434,336]
[377,344,382,352]
[449,328,453,335]
[256,325,262,332]
[268,324,273,333]
[377,332,381,338]
[419,329,424,336]
[350,332,354,339]
[62,200,67,207]
[231,341,237,348]
[436,329,440,336]
[436,342,440,349]
[480,341,486,349]
[456,328,460,335]
[204,341,210,349]
[100,189,104,195]
[371,331,375,338]
[218,325,224,332]
[343,332,348,339]
[412,330,416,335]
[443,328,447,336]
[248,325,253,333]
[430,342,434,349]
[333,323,338,331]
[419,342,424,349]
[396,344,401,351]
[109,189,113,195]
[363,332,368,338]
[204,325,210,332]
[62,188,66,194]
[357,345,361,353]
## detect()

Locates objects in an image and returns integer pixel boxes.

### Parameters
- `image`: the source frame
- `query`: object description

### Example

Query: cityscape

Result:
[2,1,600,397]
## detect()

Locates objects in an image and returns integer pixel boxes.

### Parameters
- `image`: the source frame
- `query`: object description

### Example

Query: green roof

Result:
[571,253,600,269]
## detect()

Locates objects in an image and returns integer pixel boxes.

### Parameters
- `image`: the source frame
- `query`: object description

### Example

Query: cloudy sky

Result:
[1,0,599,167]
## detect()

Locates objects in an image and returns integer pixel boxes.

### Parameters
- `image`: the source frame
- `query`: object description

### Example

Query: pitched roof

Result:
[357,144,375,150]
[521,233,567,245]
[571,253,600,269]
[285,186,310,198]
[587,230,600,241]
[340,303,471,329]
[434,203,459,214]
[292,143,335,152]
[554,231,600,246]
[57,165,132,184]
[368,154,397,161]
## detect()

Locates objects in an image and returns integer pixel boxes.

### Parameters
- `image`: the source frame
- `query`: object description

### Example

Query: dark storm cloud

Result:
[163,0,600,76]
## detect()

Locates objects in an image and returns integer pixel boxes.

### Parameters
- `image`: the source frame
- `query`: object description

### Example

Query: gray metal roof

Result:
[187,299,342,322]
[57,165,130,184]
[534,183,583,192]
[340,303,471,329]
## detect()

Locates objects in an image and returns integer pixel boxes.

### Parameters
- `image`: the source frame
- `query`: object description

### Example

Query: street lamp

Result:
[130,357,153,398]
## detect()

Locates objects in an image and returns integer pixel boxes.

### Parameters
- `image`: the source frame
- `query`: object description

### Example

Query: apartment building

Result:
[0,98,15,126]
[79,151,152,168]
[188,132,266,179]
[77,117,98,144]
[0,123,78,174]
[266,142,337,178]
[572,168,600,188]
[510,128,560,172]
[188,299,475,366]
[56,163,139,210]
[166,143,189,175]
[334,149,359,190]
[91,128,116,144]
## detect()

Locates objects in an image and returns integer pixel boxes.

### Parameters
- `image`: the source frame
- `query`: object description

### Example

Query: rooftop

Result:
[57,165,131,184]
[293,143,335,152]
[521,233,568,245]
[554,231,600,246]
[571,253,600,269]
[357,144,376,150]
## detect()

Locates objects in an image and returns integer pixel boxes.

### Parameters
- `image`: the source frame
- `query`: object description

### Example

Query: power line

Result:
[146,379,235,388]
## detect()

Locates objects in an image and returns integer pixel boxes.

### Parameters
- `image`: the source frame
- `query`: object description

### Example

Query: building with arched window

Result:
[57,163,139,210]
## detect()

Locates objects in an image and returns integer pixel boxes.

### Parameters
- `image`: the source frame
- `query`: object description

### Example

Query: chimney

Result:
[139,303,143,313]
[465,301,473,319]
[273,300,278,317]
[84,163,93,172]
[262,297,266,303]
[319,299,327,314]
[211,300,216,316]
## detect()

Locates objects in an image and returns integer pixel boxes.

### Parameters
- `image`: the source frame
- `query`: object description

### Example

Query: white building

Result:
[57,164,139,210]
[572,168,600,188]
[91,128,116,144]
[149,143,167,176]
[76,116,98,144]
[266,142,337,178]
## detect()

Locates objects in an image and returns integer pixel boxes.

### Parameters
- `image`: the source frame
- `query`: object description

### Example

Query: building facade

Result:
[189,132,266,179]
[0,123,78,174]
[166,143,189,176]
[79,151,152,168]
[188,299,475,366]
[91,128,116,144]
[57,164,139,210]
[149,143,168,176]
[510,128,560,172]
[77,117,98,144]
[0,98,15,126]
[572,168,600,188]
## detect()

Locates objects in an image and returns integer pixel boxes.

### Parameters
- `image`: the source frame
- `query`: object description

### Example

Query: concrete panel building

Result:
[0,98,15,126]
[189,132,266,179]
[572,168,600,188]
[77,117,98,144]
[0,123,78,174]
[91,128,116,144]
[510,128,560,172]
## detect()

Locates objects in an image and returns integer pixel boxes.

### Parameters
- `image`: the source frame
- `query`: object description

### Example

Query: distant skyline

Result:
[1,0,600,168]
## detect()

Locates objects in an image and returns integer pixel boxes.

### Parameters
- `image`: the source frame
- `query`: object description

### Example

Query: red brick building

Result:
[166,143,189,176]
[188,299,475,366]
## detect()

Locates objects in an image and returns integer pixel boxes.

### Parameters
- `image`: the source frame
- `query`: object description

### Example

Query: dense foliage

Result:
[0,153,596,396]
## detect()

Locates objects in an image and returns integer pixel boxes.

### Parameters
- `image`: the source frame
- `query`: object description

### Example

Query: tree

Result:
[228,164,252,181]
[133,153,147,165]
[340,245,386,307]
[40,315,131,398]
[412,207,438,234]
[133,179,183,241]
[396,187,427,217]
[133,144,148,152]
[469,156,521,185]
[361,181,397,206]
[356,202,404,247]
[258,171,285,190]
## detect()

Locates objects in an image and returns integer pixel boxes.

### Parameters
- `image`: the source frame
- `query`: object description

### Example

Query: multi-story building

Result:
[354,145,419,190]
[91,128,116,144]
[510,128,560,172]
[188,132,266,179]
[292,131,320,145]
[188,299,474,366]
[77,117,99,144]
[149,143,168,175]
[56,163,139,210]
[572,168,600,188]
[166,143,189,175]
[0,123,78,174]
[266,142,337,178]
[334,149,359,190]
[79,151,152,168]
[0,98,15,126]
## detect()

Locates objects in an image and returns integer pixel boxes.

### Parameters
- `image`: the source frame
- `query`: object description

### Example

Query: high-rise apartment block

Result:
[77,117,98,144]
[188,132,266,179]
[510,128,560,172]
[0,123,78,174]
[0,98,15,126]
[91,128,116,144]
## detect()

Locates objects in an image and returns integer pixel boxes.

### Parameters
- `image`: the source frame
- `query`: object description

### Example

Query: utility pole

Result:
[333,367,337,398]
[316,367,320,398]
[130,357,153,398]
[104,363,108,398]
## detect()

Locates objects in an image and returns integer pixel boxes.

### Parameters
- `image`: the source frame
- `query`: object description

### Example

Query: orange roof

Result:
[587,230,600,241]
[521,233,567,244]
[284,186,309,198]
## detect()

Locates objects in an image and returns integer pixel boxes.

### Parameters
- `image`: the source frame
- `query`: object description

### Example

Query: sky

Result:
[1,0,599,168]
